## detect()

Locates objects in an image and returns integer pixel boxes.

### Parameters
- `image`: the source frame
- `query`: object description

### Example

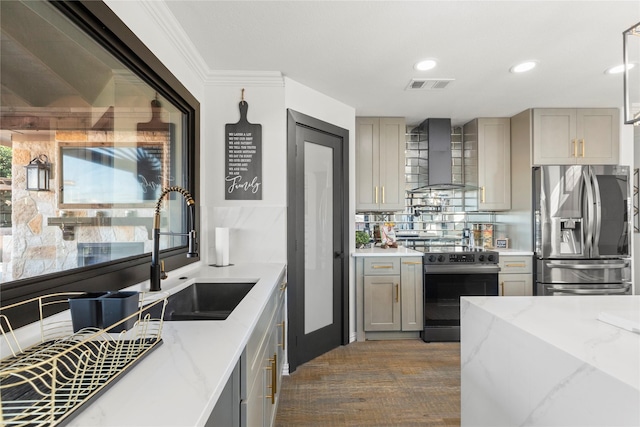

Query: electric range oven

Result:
[422,249,500,342]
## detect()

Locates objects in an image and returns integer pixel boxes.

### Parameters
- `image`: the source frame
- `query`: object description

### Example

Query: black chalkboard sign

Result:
[225,102,262,200]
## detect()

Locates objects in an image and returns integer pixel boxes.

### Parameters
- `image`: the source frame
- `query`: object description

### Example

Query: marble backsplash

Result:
[203,206,287,266]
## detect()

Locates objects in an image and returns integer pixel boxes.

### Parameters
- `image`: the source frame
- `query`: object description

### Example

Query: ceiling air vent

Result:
[406,78,454,90]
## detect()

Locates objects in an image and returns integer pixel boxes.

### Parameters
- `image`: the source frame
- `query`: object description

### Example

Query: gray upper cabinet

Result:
[532,108,619,165]
[464,118,511,211]
[356,117,406,211]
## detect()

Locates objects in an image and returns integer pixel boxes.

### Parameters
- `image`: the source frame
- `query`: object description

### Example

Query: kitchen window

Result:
[0,0,200,325]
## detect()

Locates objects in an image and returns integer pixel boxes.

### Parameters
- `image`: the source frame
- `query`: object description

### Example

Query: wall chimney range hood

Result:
[410,118,466,193]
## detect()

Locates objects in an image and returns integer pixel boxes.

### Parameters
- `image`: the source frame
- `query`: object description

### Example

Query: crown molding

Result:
[204,71,285,87]
[138,0,210,82]
[138,1,285,88]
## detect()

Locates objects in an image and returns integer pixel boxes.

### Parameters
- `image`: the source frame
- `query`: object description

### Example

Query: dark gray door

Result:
[287,110,349,372]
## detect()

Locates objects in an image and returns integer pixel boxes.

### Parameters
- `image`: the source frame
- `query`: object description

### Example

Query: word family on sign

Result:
[225,175,261,194]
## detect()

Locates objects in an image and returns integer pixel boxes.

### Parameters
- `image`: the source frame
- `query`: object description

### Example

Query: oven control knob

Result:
[487,254,496,262]
[428,255,436,263]
[437,255,445,262]
[478,254,485,262]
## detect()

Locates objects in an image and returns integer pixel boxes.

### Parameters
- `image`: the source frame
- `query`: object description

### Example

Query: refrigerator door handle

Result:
[590,167,602,257]
[582,168,595,257]
[544,261,630,270]
[545,283,631,295]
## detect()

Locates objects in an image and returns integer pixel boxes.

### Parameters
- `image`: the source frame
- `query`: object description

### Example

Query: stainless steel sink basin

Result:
[161,282,256,321]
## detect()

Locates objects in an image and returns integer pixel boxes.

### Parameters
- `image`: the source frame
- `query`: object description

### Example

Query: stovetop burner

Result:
[422,249,499,265]
[418,247,486,253]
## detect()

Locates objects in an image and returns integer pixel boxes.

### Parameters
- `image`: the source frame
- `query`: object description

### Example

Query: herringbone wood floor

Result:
[275,340,461,427]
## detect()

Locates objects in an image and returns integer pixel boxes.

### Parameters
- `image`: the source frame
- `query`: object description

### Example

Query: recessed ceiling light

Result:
[510,61,537,73]
[605,63,635,74]
[414,59,437,71]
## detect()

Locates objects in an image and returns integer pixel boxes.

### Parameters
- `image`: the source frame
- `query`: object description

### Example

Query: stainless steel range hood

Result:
[409,118,465,193]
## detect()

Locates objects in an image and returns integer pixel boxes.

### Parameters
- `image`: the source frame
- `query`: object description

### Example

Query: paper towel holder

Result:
[213,227,231,267]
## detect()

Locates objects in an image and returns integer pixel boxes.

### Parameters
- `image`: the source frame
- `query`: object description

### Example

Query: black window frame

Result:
[1,0,201,328]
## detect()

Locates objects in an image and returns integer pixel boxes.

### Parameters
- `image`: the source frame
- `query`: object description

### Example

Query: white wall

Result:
[201,76,288,265]
[201,76,357,337]
[198,77,357,345]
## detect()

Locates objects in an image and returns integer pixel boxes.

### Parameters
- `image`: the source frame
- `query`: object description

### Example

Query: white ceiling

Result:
[166,1,640,127]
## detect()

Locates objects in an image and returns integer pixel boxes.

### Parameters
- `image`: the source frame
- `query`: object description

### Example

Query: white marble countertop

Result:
[59,261,287,427]
[494,248,534,256]
[462,295,640,391]
[352,246,532,257]
[351,246,424,257]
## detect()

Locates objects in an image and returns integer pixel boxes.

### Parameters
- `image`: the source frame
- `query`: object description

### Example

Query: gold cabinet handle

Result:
[500,281,505,296]
[280,281,287,291]
[402,261,422,265]
[382,186,385,204]
[581,138,585,157]
[265,364,274,403]
[505,263,526,268]
[372,265,393,269]
[278,321,286,351]
[395,283,399,302]
[481,186,486,203]
[375,186,378,204]
[572,139,578,157]
[273,353,277,396]
[266,354,276,404]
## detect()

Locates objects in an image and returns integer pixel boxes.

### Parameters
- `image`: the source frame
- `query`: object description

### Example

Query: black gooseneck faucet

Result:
[150,186,198,292]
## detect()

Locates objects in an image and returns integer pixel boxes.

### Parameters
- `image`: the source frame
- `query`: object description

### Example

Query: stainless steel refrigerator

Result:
[533,165,632,295]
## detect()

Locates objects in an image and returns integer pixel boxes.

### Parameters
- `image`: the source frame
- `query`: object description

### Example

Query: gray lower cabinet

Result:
[207,359,242,427]
[399,258,424,331]
[240,270,286,427]
[364,274,401,330]
[498,255,533,296]
[362,257,423,334]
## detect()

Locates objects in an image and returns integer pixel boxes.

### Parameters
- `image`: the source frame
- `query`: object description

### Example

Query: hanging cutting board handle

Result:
[238,100,249,124]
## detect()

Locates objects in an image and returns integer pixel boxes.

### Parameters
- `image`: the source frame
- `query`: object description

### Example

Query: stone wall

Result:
[5,130,168,282]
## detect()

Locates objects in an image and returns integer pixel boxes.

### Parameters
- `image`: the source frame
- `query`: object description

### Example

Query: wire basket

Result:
[0,292,167,426]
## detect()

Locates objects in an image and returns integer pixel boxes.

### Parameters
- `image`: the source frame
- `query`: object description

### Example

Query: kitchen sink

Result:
[159,281,256,321]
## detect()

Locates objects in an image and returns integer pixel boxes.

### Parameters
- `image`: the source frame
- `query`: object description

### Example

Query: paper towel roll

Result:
[215,227,230,266]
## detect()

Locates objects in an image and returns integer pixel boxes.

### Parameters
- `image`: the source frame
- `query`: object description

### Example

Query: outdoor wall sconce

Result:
[25,154,51,191]
[624,22,640,124]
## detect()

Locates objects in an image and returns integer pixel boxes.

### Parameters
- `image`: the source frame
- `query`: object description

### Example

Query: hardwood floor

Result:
[275,340,461,427]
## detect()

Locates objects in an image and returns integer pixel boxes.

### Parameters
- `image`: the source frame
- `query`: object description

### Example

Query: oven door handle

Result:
[424,265,500,275]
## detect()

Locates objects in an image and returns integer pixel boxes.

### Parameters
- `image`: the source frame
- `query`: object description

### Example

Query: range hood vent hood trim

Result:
[409,118,477,193]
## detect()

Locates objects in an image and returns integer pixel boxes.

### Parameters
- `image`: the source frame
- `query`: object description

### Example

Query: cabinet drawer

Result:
[363,257,401,275]
[498,256,532,273]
